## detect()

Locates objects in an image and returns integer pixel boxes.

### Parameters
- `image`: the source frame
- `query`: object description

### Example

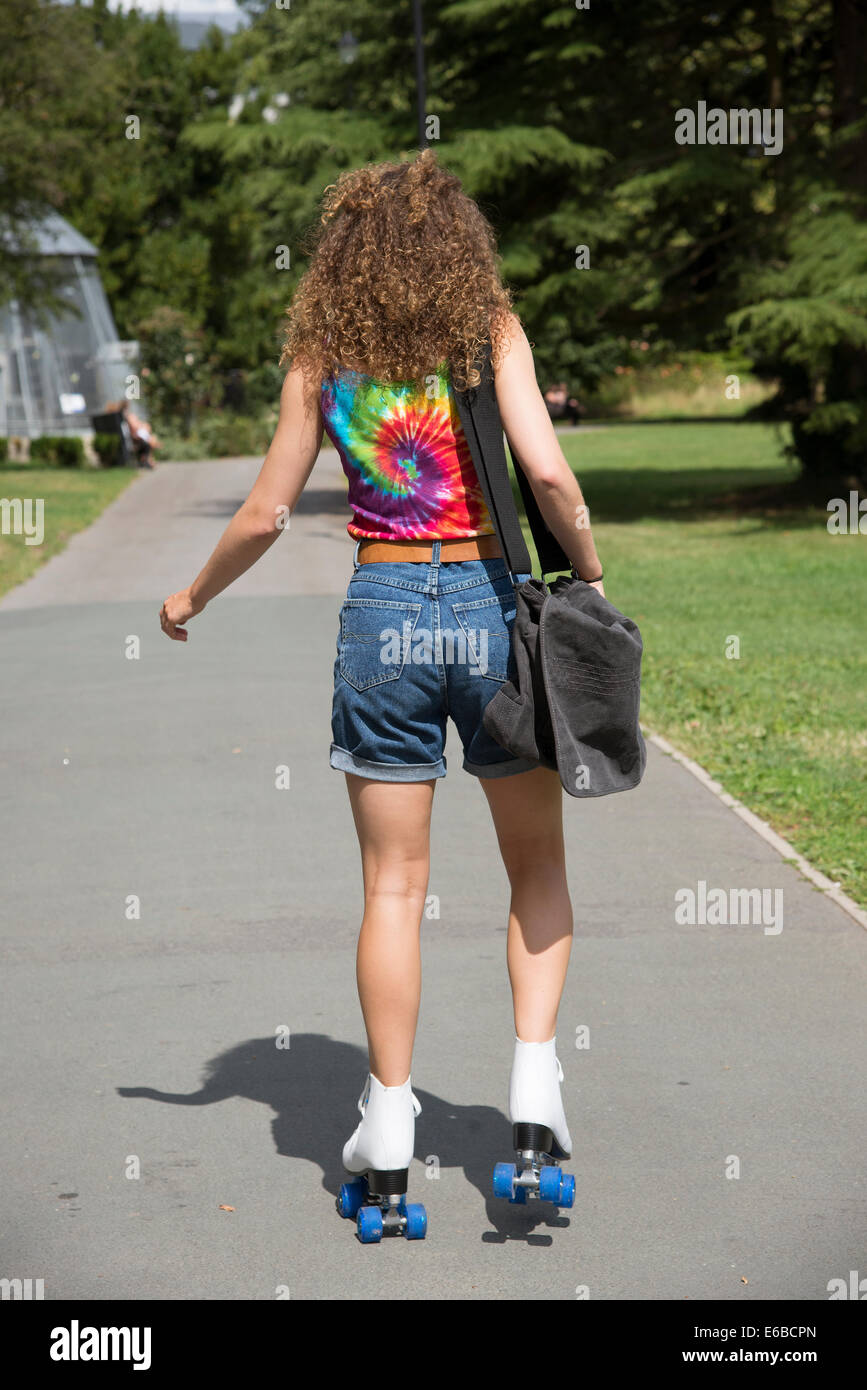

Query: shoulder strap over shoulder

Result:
[452,341,571,578]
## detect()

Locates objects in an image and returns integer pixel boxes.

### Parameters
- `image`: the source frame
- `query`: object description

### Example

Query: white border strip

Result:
[646,730,867,931]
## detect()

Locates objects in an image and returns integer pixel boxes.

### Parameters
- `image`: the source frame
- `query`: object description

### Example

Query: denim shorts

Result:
[330,540,538,782]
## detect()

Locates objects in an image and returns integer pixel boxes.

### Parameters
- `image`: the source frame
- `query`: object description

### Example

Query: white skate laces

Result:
[356,1074,422,1117]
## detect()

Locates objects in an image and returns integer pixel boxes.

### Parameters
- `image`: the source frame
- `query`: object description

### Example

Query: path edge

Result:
[645,729,867,932]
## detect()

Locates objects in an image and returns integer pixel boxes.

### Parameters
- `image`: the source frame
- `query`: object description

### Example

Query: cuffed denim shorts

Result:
[330,540,538,782]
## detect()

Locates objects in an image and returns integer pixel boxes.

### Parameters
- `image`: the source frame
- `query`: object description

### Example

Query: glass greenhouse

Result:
[0,211,138,438]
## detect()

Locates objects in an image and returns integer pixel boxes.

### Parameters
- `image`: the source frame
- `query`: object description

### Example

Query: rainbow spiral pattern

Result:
[320,362,495,541]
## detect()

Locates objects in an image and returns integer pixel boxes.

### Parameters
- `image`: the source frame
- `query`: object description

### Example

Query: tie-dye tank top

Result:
[320,360,495,541]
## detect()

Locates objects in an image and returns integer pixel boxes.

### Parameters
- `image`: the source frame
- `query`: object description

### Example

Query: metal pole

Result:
[412,0,427,149]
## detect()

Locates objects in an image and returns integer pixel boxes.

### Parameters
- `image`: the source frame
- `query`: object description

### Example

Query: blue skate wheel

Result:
[357,1205,383,1243]
[493,1162,517,1200]
[404,1203,427,1240]
[558,1173,576,1209]
[539,1165,563,1203]
[508,1183,528,1204]
[337,1179,367,1220]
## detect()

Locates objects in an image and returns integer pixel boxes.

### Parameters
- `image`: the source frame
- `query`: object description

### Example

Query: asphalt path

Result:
[1,453,863,1299]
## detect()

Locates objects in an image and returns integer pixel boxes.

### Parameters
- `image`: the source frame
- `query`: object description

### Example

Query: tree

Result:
[729,0,867,490]
[134,305,215,436]
[0,0,121,310]
[11,0,862,487]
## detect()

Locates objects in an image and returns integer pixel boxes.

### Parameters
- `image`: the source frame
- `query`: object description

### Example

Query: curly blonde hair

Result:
[279,148,517,393]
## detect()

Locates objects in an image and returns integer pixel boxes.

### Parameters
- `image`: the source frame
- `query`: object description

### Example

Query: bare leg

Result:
[480,765,573,1041]
[345,773,435,1086]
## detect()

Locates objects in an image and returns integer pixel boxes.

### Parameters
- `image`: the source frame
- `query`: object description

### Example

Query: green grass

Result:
[594,373,775,420]
[3,428,863,909]
[527,422,867,907]
[0,465,137,598]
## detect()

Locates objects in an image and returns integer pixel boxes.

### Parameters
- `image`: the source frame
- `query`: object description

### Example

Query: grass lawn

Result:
[528,422,867,908]
[2,431,863,910]
[0,465,137,599]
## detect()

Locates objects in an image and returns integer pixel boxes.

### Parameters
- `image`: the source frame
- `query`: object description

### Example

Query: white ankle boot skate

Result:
[493,1037,576,1208]
[337,1073,427,1242]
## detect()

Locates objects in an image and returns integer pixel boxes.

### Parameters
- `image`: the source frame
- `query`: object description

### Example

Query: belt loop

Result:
[430,539,441,594]
[352,539,361,571]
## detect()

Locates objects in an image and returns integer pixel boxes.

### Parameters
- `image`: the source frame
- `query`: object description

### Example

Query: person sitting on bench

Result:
[112,401,162,469]
[543,382,584,427]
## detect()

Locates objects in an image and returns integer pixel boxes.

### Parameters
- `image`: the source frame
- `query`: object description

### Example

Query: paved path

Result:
[1,455,864,1300]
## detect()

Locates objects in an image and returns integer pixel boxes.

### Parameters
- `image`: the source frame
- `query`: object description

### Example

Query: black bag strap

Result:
[453,340,572,580]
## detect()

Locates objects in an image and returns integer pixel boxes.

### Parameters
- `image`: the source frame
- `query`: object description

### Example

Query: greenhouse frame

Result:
[0,211,138,439]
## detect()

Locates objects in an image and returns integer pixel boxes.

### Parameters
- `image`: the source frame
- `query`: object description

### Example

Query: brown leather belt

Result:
[357,534,503,564]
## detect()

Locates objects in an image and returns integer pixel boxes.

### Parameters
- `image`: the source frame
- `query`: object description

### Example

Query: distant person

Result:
[544,381,584,426]
[123,404,161,469]
[102,400,161,469]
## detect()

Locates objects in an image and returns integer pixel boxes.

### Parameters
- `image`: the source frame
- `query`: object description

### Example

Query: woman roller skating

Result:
[160,149,603,1242]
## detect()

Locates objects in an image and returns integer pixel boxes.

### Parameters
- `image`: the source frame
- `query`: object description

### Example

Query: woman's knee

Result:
[497,831,566,885]
[362,854,431,907]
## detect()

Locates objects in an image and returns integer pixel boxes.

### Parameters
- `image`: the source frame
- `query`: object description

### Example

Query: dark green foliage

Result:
[2,0,862,484]
[92,433,124,467]
[28,436,84,466]
[133,306,217,436]
[54,436,85,467]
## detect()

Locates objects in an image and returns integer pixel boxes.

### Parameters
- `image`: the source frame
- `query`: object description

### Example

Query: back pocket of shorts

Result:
[450,592,516,683]
[339,598,422,692]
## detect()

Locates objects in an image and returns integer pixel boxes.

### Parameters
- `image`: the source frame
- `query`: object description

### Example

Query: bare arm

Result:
[494,316,603,587]
[160,361,324,640]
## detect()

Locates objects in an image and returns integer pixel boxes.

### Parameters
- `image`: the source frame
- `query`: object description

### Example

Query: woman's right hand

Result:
[160,587,204,641]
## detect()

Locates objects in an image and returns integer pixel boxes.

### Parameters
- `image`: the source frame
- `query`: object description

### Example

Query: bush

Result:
[156,432,206,462]
[28,436,85,466]
[0,437,7,463]
[92,432,123,468]
[240,362,285,414]
[28,437,55,463]
[195,412,272,457]
[55,436,85,467]
[728,198,867,491]
[582,350,771,420]
[160,411,274,460]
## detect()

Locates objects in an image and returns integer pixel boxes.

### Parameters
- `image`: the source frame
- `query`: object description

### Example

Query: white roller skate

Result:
[492,1037,576,1208]
[336,1073,427,1242]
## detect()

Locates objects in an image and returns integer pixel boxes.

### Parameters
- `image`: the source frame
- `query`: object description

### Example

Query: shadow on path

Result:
[118,1033,570,1245]
[173,487,351,521]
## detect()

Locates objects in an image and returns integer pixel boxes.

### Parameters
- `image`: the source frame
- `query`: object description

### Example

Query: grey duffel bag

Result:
[453,343,647,798]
